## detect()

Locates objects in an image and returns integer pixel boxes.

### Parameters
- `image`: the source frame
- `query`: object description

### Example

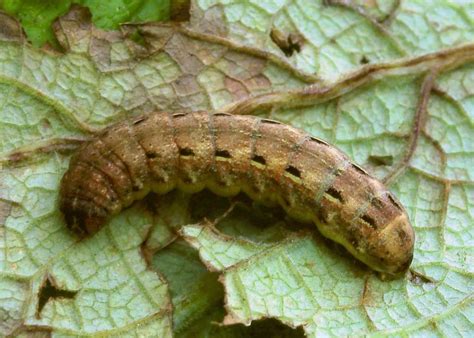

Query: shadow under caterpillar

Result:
[59,111,414,277]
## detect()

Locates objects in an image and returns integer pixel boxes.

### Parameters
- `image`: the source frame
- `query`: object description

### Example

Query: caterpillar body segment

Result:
[60,111,415,277]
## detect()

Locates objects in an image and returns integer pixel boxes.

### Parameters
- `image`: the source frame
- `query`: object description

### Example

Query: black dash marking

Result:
[310,136,329,146]
[361,214,377,229]
[179,147,195,157]
[132,116,147,125]
[173,113,187,118]
[215,149,232,159]
[388,193,404,211]
[325,187,344,203]
[146,151,158,159]
[213,112,232,117]
[352,163,368,175]
[261,118,282,125]
[251,154,266,165]
[285,165,301,178]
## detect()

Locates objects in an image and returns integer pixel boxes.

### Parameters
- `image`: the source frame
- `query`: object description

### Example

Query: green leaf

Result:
[1,1,473,336]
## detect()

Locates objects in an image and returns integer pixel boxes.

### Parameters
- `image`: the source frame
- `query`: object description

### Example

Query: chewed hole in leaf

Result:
[2,4,467,335]
[368,155,393,166]
[360,55,370,64]
[36,275,77,319]
[228,318,305,337]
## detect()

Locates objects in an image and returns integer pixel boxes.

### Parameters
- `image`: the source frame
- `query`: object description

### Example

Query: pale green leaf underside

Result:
[1,1,473,337]
[193,0,474,81]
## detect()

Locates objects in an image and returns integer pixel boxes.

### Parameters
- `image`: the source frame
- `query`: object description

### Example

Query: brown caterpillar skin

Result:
[59,111,414,277]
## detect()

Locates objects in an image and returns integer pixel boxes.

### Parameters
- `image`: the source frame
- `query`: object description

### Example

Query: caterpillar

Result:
[59,111,415,277]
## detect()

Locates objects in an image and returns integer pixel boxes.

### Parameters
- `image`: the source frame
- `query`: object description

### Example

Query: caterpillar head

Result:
[317,182,415,278]
[360,212,415,278]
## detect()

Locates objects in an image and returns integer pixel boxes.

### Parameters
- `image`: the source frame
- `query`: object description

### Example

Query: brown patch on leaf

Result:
[7,151,27,163]
[173,74,202,97]
[54,6,162,71]
[53,5,94,52]
[0,11,25,42]
[2,138,85,166]
[170,0,191,22]
[93,18,275,109]
[49,5,305,114]
[121,23,175,57]
[10,326,52,338]
[189,0,228,36]
[225,77,250,101]
[166,33,208,73]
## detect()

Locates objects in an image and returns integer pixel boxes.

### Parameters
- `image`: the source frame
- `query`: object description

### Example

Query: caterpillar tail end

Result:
[60,202,107,238]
